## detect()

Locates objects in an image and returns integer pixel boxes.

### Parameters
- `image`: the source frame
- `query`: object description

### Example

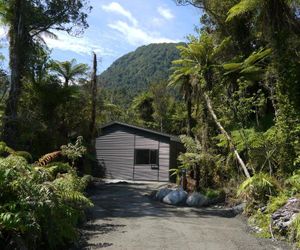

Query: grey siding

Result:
[96,131,134,180]
[159,141,170,181]
[95,124,172,182]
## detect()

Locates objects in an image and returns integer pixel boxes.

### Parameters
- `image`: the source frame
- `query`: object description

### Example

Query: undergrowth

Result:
[0,141,93,250]
[239,172,300,247]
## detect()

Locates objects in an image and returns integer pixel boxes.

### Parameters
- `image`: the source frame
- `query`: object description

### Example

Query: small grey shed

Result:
[95,121,183,182]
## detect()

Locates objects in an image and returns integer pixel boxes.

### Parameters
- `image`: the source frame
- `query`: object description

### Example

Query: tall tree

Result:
[0,0,91,147]
[150,82,172,132]
[173,33,251,178]
[169,67,194,136]
[89,52,98,142]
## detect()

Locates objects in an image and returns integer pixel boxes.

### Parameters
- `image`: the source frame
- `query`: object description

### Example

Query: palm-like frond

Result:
[226,0,262,22]
[37,151,61,166]
[223,48,272,80]
[51,59,89,86]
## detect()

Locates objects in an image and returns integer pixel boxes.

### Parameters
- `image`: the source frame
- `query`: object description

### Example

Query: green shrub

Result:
[45,162,73,177]
[82,174,94,188]
[289,214,300,247]
[0,152,92,249]
[203,188,223,199]
[249,210,271,238]
[238,173,281,214]
[0,141,15,156]
[61,136,86,165]
[13,151,33,163]
[285,170,300,195]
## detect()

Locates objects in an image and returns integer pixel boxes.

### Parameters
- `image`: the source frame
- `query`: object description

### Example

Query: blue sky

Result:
[0,0,201,72]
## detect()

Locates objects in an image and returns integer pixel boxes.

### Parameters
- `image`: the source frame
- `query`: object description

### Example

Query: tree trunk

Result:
[89,52,97,142]
[64,77,69,88]
[203,92,251,178]
[186,96,192,136]
[2,0,25,148]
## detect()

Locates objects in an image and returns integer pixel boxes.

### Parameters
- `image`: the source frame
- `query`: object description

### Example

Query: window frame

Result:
[134,149,159,169]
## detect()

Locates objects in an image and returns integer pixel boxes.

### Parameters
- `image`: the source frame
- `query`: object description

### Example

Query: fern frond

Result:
[59,191,93,208]
[37,151,61,166]
[226,0,261,22]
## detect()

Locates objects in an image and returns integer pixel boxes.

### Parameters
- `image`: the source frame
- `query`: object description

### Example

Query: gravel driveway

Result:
[77,181,290,250]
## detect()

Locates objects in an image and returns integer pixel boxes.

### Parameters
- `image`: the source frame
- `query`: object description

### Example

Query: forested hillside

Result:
[99,43,181,104]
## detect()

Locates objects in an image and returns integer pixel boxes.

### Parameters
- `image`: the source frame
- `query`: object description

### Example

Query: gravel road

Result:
[77,181,290,250]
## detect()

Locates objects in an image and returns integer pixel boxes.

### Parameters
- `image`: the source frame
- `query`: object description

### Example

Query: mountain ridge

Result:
[98,42,182,101]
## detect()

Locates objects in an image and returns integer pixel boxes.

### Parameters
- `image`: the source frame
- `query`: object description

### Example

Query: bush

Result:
[0,141,14,156]
[0,153,92,249]
[249,193,289,239]
[285,170,300,195]
[203,188,223,199]
[289,214,300,247]
[13,151,33,163]
[237,173,281,214]
[44,162,73,178]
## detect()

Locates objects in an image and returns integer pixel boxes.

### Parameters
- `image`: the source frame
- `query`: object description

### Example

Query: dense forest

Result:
[0,0,300,249]
[99,43,181,105]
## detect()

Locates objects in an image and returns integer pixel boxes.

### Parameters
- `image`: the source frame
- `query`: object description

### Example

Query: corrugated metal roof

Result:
[99,121,181,142]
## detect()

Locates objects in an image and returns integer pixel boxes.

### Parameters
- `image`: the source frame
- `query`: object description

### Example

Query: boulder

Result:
[155,187,173,201]
[272,198,300,232]
[162,188,188,205]
[231,203,246,215]
[186,192,208,207]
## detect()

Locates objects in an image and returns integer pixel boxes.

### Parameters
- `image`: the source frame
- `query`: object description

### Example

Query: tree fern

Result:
[226,0,261,22]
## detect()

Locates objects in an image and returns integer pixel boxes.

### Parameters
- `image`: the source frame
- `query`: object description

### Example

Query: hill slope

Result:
[99,43,181,101]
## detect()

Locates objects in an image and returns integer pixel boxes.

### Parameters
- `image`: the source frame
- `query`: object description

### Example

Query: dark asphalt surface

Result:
[77,181,290,250]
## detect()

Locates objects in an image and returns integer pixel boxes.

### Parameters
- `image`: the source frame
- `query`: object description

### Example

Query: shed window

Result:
[135,149,159,165]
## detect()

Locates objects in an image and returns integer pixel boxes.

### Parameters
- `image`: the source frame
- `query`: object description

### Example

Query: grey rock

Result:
[155,188,173,201]
[272,198,300,232]
[162,188,188,205]
[232,203,246,215]
[186,192,208,207]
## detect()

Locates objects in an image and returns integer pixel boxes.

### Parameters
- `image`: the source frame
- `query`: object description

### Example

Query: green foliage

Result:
[203,188,223,199]
[178,135,221,188]
[51,59,89,87]
[0,141,15,155]
[285,170,300,195]
[44,162,73,178]
[237,173,280,213]
[99,43,182,106]
[289,214,300,247]
[226,0,260,22]
[0,151,92,249]
[61,136,87,165]
[13,151,33,163]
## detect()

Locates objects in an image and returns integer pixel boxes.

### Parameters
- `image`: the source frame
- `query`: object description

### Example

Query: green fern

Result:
[290,214,300,247]
[238,173,280,214]
[226,0,261,22]
[285,170,300,195]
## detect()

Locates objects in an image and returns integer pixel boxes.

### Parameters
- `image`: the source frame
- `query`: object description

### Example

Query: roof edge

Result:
[99,121,181,142]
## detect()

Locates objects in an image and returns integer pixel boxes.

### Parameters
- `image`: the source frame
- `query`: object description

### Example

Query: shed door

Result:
[133,149,159,181]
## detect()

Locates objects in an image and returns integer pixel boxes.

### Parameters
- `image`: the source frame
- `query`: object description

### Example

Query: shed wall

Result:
[95,125,170,181]
[96,130,134,180]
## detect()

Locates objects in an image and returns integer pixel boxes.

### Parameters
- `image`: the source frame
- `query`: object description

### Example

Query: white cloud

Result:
[43,31,115,56]
[102,2,138,26]
[151,17,164,27]
[108,21,178,46]
[157,6,174,20]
